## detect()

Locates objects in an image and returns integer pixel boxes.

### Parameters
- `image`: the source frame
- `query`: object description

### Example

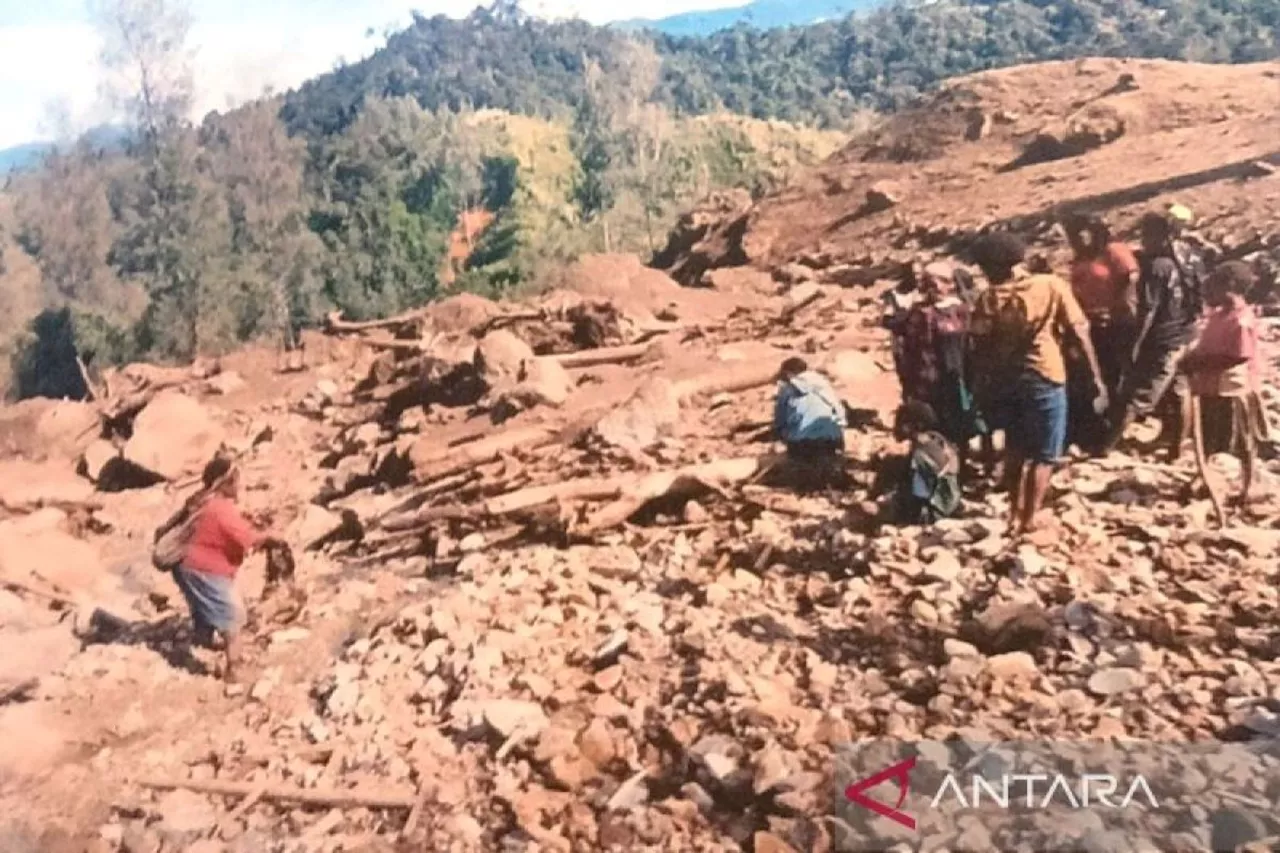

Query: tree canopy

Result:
[280,0,1280,137]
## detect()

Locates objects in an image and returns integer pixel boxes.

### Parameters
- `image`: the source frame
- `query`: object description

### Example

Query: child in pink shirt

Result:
[1181,261,1266,502]
[1182,262,1259,399]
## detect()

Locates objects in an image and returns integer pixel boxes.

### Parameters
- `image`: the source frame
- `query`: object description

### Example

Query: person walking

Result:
[1106,209,1205,456]
[172,456,282,683]
[968,233,1107,536]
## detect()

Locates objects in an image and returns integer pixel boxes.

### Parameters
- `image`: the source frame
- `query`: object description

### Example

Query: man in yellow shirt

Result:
[969,234,1107,536]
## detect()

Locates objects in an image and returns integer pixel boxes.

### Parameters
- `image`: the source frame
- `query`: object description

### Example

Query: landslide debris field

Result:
[2,58,1280,853]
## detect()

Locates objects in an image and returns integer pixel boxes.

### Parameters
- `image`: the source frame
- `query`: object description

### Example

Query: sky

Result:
[0,0,744,149]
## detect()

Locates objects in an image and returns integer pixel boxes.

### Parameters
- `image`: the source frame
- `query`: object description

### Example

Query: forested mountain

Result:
[282,0,1280,136]
[1,0,1277,398]
[615,0,880,38]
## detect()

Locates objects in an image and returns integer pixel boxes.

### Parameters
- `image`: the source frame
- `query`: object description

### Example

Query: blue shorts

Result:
[174,566,243,634]
[992,373,1068,464]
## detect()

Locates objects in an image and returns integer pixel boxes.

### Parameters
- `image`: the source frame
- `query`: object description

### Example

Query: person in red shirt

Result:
[175,456,281,682]
[1066,216,1140,389]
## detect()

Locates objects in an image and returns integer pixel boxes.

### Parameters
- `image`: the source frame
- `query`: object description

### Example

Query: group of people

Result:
[772,203,1267,534]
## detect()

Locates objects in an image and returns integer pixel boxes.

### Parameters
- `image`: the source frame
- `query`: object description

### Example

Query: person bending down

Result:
[773,357,847,488]
[871,401,962,525]
[968,233,1107,536]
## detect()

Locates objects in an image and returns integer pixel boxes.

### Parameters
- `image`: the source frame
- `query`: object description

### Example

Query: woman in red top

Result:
[176,456,281,682]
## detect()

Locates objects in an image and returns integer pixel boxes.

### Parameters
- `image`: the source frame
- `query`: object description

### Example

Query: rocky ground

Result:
[2,60,1280,853]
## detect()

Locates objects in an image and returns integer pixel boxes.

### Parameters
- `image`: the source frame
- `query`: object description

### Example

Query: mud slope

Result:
[661,58,1280,282]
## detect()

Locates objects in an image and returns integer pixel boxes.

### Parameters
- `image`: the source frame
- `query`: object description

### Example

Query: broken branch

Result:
[136,777,419,811]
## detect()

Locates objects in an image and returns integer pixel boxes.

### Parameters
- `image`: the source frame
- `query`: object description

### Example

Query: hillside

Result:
[657,58,1280,287]
[280,0,1280,138]
[4,63,1280,846]
[616,0,880,37]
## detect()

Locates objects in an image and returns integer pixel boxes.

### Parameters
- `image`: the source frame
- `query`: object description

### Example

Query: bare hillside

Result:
[660,58,1280,285]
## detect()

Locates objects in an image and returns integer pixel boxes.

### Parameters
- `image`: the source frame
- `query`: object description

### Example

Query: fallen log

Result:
[673,358,798,401]
[359,337,435,354]
[136,776,418,810]
[324,309,427,335]
[581,456,777,533]
[411,426,557,483]
[550,342,657,369]
[483,476,626,516]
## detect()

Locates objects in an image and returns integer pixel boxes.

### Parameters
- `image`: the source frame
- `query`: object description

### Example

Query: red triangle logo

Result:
[844,755,917,830]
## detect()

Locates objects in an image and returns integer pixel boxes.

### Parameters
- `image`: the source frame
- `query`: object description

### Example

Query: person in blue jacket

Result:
[773,357,847,487]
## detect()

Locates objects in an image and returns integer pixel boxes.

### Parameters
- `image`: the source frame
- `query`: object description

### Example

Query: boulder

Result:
[204,371,246,396]
[82,440,120,483]
[0,460,95,508]
[592,378,681,453]
[0,398,100,462]
[123,391,225,481]
[826,350,883,388]
[475,330,534,383]
[864,180,904,213]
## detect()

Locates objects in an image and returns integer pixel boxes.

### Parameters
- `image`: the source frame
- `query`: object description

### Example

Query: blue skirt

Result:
[174,566,243,634]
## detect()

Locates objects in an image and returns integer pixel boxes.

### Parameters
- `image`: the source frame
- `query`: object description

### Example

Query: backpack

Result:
[151,496,206,572]
[901,432,961,523]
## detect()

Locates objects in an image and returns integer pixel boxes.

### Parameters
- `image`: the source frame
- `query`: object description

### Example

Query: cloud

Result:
[0,22,101,147]
[0,0,752,147]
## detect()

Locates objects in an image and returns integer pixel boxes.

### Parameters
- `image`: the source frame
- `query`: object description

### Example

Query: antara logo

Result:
[844,755,1162,831]
[844,757,918,830]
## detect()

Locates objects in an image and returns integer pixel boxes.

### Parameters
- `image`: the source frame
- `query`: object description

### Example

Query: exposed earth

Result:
[1,58,1280,853]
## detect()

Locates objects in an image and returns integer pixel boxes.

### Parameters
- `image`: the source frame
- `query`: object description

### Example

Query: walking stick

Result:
[1189,394,1228,527]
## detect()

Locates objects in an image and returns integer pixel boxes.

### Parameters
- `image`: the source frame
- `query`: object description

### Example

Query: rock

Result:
[775,264,815,285]
[593,630,630,667]
[607,770,650,812]
[752,744,797,794]
[826,350,882,390]
[865,180,903,213]
[120,826,162,853]
[481,699,550,739]
[476,330,534,382]
[909,600,939,625]
[82,439,120,482]
[205,371,246,396]
[593,378,681,452]
[985,652,1039,681]
[0,398,100,462]
[683,500,709,524]
[123,391,225,481]
[459,532,486,553]
[943,639,979,659]
[965,602,1052,655]
[1087,667,1146,697]
[515,357,574,408]
[754,832,800,853]
[156,789,217,835]
[296,505,341,547]
[0,459,97,507]
[578,718,617,768]
[1219,527,1280,558]
[921,548,962,583]
[1013,546,1051,576]
[313,378,339,399]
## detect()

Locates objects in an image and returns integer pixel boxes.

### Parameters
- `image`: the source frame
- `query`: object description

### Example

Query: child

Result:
[773,357,847,489]
[873,401,962,524]
[1180,261,1267,501]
